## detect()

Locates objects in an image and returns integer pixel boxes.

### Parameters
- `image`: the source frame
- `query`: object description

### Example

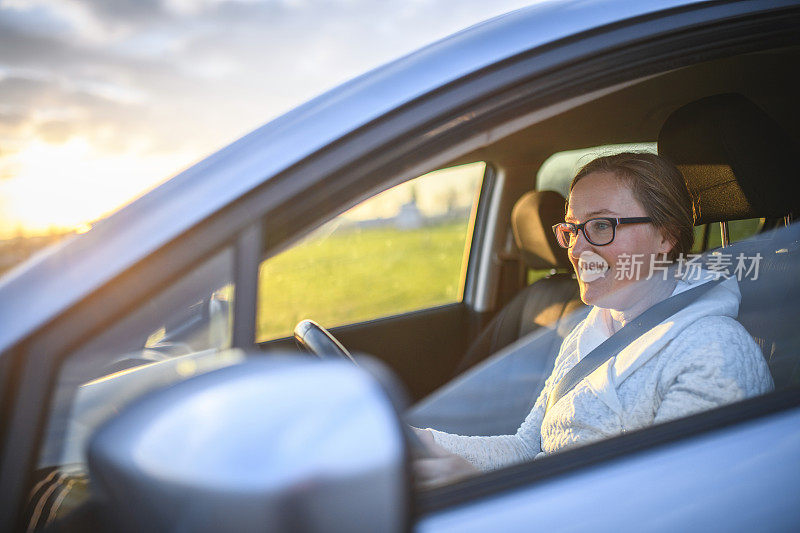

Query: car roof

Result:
[0,0,704,354]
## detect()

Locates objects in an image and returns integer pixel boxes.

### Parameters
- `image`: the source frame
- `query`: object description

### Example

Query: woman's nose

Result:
[568,229,591,259]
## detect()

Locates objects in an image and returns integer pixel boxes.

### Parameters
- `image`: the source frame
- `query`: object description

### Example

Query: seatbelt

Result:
[545,278,724,413]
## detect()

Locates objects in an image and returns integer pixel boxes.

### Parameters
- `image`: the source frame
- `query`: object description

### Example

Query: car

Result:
[1,0,799,531]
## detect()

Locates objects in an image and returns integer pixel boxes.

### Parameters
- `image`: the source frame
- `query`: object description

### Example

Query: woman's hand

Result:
[411,427,479,489]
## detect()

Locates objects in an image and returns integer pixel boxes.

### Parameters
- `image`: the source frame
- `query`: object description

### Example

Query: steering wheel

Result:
[294,319,357,364]
[294,319,440,460]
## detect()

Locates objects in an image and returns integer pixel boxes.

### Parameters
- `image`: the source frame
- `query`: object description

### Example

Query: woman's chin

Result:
[578,280,604,306]
[579,278,618,308]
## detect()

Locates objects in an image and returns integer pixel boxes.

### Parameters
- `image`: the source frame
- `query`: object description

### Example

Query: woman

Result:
[414,152,773,484]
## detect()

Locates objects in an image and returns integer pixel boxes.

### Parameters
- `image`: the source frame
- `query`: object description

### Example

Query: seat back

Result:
[459,190,585,372]
[659,93,800,388]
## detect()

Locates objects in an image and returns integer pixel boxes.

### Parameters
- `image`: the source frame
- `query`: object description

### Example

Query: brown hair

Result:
[570,152,694,261]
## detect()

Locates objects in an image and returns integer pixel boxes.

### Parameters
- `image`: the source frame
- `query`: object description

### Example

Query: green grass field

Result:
[256,221,470,341]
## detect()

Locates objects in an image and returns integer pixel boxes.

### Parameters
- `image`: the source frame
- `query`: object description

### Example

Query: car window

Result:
[27,247,244,529]
[692,218,765,252]
[256,162,485,342]
[536,143,658,197]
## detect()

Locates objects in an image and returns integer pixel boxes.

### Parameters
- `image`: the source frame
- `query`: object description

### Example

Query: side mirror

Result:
[88,356,410,532]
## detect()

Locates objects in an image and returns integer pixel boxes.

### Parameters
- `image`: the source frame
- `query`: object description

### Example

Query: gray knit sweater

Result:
[429,274,774,471]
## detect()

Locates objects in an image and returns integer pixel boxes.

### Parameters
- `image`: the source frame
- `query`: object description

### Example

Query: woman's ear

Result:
[658,229,676,256]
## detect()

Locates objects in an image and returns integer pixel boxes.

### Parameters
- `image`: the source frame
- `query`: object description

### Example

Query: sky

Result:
[0,0,540,238]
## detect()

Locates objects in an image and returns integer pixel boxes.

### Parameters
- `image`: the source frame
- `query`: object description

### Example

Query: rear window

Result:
[536,143,657,196]
[693,219,765,252]
[538,144,765,253]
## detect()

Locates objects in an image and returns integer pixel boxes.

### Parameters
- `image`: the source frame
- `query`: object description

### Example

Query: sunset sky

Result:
[0,0,537,238]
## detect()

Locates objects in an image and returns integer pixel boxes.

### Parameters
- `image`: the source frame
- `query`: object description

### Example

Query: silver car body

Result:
[1,0,799,530]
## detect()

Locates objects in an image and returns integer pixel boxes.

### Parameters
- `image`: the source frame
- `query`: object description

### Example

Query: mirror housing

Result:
[88,356,410,532]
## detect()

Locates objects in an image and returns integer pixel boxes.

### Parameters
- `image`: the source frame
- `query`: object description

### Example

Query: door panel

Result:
[417,404,800,531]
[262,303,474,401]
[334,303,472,401]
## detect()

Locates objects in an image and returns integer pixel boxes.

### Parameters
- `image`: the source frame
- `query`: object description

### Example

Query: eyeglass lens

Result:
[556,219,615,247]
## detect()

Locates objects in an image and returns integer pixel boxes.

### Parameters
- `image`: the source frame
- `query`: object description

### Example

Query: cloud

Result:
[0,74,141,146]
[0,0,537,148]
[0,0,538,232]
[0,18,78,67]
[74,0,168,25]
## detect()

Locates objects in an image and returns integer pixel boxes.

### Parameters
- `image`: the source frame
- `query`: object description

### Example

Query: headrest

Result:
[658,93,799,225]
[512,190,572,270]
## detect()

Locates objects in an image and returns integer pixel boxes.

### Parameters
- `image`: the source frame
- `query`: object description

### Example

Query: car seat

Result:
[408,191,589,435]
[458,190,586,372]
[659,92,800,389]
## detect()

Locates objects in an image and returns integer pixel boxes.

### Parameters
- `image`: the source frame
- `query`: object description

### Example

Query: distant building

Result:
[395,199,423,229]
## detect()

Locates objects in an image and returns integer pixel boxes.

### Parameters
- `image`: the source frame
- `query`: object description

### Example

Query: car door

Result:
[416,395,800,531]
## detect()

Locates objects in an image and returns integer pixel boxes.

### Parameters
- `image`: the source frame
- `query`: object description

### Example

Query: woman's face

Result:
[566,171,672,310]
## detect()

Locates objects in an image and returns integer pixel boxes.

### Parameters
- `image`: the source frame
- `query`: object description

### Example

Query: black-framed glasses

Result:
[551,217,652,248]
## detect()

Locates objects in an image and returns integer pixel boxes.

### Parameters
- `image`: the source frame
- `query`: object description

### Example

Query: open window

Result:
[256,162,485,342]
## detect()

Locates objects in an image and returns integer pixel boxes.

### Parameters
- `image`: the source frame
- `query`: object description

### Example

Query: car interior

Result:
[267,46,800,406]
[22,42,800,531]
[409,86,800,436]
